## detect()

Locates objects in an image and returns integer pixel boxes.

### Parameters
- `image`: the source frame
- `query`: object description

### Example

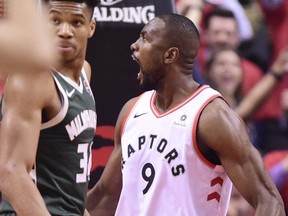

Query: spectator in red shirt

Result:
[254,0,288,155]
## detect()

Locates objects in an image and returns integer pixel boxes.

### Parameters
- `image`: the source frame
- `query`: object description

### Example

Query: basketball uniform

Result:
[116,85,232,216]
[0,69,97,216]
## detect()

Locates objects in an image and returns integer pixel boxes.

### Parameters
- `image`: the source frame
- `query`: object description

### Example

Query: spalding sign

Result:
[93,0,163,27]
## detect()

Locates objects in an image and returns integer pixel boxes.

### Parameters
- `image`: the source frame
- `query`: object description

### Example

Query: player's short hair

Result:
[42,0,100,17]
[157,13,200,59]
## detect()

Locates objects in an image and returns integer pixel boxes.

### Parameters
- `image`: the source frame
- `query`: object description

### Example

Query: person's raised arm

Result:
[176,0,204,28]
[198,98,285,215]
[0,72,54,216]
[87,98,137,216]
[236,47,288,122]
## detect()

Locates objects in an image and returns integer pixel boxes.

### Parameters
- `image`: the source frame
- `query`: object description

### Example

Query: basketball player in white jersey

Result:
[86,14,285,216]
[0,0,55,78]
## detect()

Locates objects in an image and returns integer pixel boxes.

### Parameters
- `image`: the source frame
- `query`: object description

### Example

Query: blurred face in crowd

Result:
[206,49,242,100]
[204,16,239,51]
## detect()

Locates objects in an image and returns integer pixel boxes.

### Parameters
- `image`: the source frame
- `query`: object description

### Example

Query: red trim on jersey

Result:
[150,85,210,118]
[192,94,223,169]
[120,94,142,137]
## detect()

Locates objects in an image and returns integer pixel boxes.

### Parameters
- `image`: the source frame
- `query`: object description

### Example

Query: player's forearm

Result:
[254,198,285,216]
[236,72,278,121]
[87,207,116,216]
[86,195,117,216]
[86,185,118,216]
[0,167,51,216]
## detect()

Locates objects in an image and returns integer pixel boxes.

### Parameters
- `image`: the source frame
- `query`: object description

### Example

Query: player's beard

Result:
[139,67,163,91]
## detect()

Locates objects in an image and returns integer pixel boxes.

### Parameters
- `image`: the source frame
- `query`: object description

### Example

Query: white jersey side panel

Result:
[115,85,232,216]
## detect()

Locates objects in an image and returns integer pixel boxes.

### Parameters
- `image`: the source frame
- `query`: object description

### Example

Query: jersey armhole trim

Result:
[120,94,144,137]
[41,74,69,130]
[192,95,223,169]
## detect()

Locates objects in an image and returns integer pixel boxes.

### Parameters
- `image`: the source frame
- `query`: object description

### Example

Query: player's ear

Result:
[88,19,96,38]
[164,47,179,64]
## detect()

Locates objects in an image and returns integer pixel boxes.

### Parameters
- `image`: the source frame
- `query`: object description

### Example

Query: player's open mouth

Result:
[132,54,142,80]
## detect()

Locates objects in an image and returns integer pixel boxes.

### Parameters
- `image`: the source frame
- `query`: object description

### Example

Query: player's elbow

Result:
[0,161,19,192]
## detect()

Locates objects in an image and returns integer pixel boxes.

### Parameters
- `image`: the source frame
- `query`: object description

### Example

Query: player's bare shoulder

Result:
[197,97,250,159]
[4,70,56,107]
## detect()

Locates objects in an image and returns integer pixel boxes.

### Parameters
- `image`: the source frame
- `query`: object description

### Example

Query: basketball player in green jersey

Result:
[0,0,99,215]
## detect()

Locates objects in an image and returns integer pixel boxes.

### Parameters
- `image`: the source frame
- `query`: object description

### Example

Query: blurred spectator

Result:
[238,0,272,71]
[176,0,204,29]
[263,150,288,214]
[176,0,254,41]
[204,47,243,111]
[253,0,288,155]
[258,0,288,57]
[204,46,288,124]
[204,0,254,41]
[176,0,272,71]
[196,8,264,95]
[280,89,288,129]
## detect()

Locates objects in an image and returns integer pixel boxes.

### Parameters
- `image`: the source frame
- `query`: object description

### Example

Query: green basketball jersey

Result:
[0,69,97,216]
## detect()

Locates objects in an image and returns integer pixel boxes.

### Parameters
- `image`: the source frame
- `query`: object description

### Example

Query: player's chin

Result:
[139,81,155,91]
[58,53,75,62]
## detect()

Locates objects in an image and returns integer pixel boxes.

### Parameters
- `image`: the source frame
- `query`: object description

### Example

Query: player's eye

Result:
[73,20,83,27]
[51,17,60,25]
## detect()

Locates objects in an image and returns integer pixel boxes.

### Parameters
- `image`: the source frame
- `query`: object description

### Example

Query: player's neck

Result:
[53,59,84,84]
[155,80,199,113]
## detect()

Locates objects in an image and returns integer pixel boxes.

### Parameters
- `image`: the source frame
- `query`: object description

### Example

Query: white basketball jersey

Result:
[115,85,232,216]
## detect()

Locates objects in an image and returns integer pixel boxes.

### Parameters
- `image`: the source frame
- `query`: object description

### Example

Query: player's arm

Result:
[236,47,288,122]
[197,98,285,216]
[0,72,54,216]
[86,98,137,216]
[0,0,55,77]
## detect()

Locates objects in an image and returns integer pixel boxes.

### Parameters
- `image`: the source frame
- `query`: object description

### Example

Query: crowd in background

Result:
[176,0,288,215]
